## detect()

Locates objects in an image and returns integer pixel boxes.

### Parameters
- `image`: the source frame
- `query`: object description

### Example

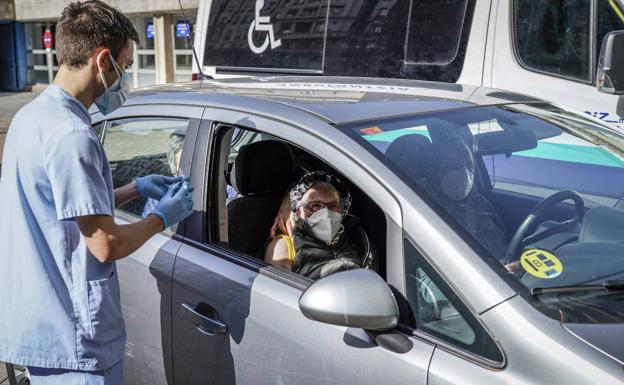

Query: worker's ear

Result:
[92,47,112,73]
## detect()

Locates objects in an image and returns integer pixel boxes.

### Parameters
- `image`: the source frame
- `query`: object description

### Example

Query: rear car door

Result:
[96,105,203,385]
[170,109,434,385]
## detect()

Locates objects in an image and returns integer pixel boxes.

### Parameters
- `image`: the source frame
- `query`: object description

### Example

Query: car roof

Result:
[116,76,546,125]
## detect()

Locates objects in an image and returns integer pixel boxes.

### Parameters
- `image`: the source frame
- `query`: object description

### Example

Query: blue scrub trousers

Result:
[28,360,122,385]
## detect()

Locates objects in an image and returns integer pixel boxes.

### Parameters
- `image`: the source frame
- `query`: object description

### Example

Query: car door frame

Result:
[192,106,405,283]
[92,103,204,385]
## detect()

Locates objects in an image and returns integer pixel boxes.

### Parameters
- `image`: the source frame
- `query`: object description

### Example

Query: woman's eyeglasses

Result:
[301,200,341,213]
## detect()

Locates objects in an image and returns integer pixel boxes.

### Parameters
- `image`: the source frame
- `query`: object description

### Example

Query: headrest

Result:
[385,134,475,201]
[385,134,434,168]
[434,140,474,172]
[232,140,294,196]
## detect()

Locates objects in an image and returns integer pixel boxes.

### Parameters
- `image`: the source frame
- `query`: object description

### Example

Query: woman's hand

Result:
[271,195,295,237]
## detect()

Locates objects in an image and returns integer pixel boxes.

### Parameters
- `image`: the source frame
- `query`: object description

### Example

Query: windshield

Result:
[341,103,624,323]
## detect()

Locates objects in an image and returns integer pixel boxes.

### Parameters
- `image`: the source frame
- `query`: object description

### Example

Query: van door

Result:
[170,112,434,385]
[487,0,624,129]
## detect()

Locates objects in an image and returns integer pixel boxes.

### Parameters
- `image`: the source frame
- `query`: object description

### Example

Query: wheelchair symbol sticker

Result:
[248,0,282,54]
[520,249,563,279]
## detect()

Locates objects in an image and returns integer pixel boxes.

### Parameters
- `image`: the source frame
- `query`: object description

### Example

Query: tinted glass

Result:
[404,238,503,362]
[323,0,410,77]
[203,0,325,71]
[514,0,591,81]
[104,118,189,217]
[406,0,470,65]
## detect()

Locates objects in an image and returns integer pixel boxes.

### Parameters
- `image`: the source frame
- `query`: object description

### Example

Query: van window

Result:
[203,0,325,71]
[405,0,471,65]
[323,0,410,77]
[203,0,475,81]
[323,0,476,81]
[514,0,591,81]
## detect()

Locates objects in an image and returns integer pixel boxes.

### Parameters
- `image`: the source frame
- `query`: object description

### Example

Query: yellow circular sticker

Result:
[520,249,563,279]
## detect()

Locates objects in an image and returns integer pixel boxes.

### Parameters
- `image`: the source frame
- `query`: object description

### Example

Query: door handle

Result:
[181,303,228,335]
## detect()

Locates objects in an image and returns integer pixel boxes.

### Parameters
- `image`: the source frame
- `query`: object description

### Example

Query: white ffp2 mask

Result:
[305,208,343,245]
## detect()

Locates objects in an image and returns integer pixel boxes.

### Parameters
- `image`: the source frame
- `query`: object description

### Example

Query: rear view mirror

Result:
[597,30,624,95]
[473,128,537,156]
[299,269,399,331]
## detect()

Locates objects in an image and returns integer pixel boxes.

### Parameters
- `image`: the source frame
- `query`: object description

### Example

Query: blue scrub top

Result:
[0,85,125,370]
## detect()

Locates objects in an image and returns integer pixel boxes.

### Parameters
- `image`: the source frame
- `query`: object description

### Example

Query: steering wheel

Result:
[506,190,584,261]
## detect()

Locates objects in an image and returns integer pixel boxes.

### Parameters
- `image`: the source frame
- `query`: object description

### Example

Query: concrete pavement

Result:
[0,87,44,161]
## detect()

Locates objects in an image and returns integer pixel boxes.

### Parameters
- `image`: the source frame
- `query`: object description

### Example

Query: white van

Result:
[194,0,624,129]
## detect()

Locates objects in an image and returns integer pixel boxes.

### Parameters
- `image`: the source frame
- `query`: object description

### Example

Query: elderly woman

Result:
[265,171,374,279]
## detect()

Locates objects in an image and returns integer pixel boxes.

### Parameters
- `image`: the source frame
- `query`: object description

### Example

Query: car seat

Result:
[227,140,295,257]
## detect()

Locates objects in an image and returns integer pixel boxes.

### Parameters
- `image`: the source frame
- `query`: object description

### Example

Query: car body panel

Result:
[171,243,434,385]
[113,215,181,385]
[467,296,624,384]
[112,77,545,125]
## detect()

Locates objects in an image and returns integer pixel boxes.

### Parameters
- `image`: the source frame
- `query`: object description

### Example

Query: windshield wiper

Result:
[531,280,624,296]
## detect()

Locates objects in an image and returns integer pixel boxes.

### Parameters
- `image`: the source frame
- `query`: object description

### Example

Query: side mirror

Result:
[298,269,399,330]
[597,30,624,95]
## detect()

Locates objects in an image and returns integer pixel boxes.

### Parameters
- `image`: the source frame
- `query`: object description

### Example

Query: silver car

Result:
[88,77,624,385]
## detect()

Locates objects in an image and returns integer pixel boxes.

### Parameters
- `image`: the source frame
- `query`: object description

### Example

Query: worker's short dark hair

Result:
[56,0,139,68]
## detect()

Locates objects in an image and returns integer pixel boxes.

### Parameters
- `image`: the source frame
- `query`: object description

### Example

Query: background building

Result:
[0,0,199,91]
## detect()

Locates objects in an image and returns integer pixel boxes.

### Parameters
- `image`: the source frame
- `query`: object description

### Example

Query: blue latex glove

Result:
[136,175,186,200]
[150,181,195,229]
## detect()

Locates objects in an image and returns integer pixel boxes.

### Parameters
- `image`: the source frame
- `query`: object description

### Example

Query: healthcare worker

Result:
[0,1,194,384]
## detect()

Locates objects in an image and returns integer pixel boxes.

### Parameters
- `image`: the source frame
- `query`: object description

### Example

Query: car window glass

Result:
[342,104,624,324]
[92,122,104,138]
[514,0,591,81]
[103,117,189,217]
[341,103,624,261]
[485,104,624,207]
[404,238,503,363]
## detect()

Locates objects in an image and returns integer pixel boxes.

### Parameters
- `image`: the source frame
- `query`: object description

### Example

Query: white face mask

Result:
[305,208,343,245]
[94,54,129,115]
[440,167,474,201]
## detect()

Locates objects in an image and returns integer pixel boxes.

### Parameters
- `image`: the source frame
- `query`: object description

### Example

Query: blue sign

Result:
[176,22,190,38]
[146,22,155,39]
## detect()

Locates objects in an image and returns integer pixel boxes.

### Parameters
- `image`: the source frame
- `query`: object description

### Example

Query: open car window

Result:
[207,123,387,281]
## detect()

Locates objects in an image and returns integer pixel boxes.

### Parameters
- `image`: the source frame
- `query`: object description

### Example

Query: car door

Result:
[96,105,203,385]
[170,108,434,385]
